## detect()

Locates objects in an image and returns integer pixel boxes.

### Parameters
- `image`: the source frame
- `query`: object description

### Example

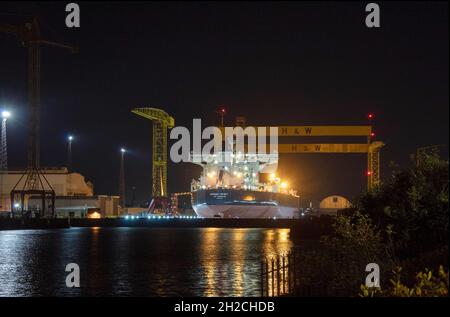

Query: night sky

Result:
[0,2,448,206]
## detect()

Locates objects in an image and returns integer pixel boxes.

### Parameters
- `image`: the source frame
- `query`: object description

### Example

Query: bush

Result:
[359,266,449,297]
[297,212,394,296]
[294,152,448,296]
[356,152,448,285]
[357,151,448,249]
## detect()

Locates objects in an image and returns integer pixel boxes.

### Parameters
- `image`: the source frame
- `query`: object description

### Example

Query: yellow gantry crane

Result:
[221,125,385,190]
[132,107,175,211]
[275,126,384,189]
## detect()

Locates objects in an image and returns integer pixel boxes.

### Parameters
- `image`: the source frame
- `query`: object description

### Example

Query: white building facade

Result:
[0,168,120,217]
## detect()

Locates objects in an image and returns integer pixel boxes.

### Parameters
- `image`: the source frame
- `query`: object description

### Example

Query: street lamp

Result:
[67,135,74,172]
[1,110,11,170]
[1,111,11,120]
[0,110,11,210]
[119,148,126,208]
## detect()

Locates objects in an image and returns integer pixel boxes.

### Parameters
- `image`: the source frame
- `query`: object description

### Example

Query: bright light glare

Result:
[2,111,11,119]
[68,135,73,141]
[121,148,126,153]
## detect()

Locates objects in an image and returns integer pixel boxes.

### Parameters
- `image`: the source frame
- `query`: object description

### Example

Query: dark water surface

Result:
[0,227,293,296]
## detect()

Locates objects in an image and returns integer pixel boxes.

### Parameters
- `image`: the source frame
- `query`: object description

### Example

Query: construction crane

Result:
[1,16,77,217]
[132,107,175,213]
[275,126,384,189]
[220,124,385,190]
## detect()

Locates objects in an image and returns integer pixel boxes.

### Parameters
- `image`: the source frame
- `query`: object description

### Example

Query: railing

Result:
[260,252,297,297]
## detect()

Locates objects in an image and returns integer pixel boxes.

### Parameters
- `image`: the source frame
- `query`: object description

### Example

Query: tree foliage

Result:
[357,151,448,247]
[359,266,449,297]
[295,152,448,296]
[298,212,393,295]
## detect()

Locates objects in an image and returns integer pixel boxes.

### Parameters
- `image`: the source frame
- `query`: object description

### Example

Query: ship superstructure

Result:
[190,146,299,218]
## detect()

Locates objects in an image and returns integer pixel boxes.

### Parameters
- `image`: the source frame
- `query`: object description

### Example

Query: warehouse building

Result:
[0,167,120,218]
[318,195,351,216]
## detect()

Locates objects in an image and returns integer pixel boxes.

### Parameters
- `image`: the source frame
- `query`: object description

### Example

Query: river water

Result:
[0,227,293,296]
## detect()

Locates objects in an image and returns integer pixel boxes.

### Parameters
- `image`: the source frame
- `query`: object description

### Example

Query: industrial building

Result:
[0,167,120,218]
[318,195,352,216]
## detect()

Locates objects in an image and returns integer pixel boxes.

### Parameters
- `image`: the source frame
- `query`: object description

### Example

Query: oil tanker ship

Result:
[190,148,299,219]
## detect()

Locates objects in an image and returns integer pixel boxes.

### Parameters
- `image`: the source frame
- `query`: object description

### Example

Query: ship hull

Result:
[192,189,298,219]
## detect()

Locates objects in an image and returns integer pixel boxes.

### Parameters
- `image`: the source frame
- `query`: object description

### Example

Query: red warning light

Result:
[367,171,372,176]
[218,106,226,114]
[371,132,375,137]
[368,113,374,120]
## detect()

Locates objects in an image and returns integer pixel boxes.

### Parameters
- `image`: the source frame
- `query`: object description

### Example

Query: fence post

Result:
[282,254,286,295]
[271,257,275,297]
[260,258,264,296]
[265,260,269,297]
[293,251,297,294]
[288,252,292,293]
[276,255,281,296]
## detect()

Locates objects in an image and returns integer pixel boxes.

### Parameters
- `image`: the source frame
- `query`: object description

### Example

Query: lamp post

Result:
[119,148,126,207]
[67,135,73,172]
[66,135,74,197]
[217,106,226,126]
[1,111,11,211]
[1,111,10,170]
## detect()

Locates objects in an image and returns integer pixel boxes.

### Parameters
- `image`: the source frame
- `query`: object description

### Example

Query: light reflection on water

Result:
[199,228,292,297]
[0,227,292,296]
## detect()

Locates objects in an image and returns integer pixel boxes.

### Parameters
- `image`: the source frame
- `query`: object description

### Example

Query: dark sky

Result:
[0,1,448,206]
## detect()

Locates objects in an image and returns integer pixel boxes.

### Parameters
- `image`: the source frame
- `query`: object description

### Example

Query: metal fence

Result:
[260,252,297,297]
[260,241,449,297]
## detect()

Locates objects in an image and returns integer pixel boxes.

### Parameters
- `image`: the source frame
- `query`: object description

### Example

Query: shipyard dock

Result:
[0,216,334,239]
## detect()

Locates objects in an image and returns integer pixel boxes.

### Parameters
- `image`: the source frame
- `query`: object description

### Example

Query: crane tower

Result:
[0,16,77,217]
[132,107,175,213]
